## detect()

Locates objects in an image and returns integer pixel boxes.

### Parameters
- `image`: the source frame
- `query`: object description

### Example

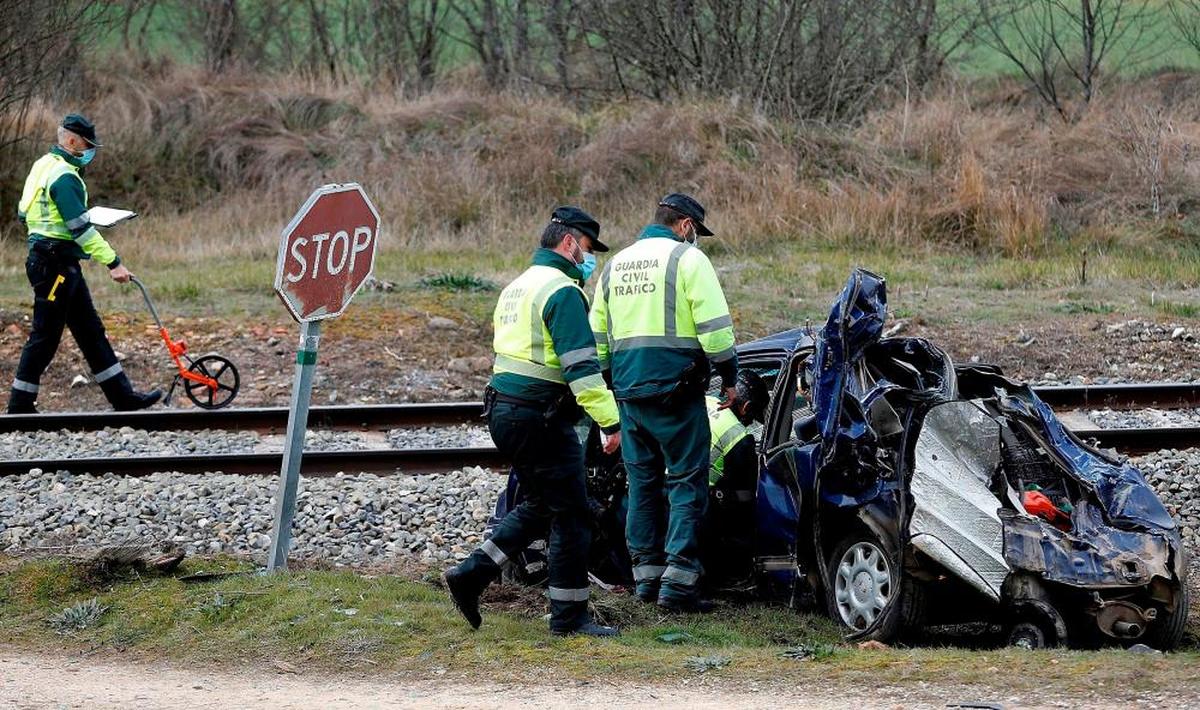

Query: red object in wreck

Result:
[1022,490,1072,530]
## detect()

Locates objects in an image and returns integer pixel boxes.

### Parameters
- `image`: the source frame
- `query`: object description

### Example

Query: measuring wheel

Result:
[184,354,240,409]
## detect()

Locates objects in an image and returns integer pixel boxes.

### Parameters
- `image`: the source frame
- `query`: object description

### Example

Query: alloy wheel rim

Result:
[834,541,893,630]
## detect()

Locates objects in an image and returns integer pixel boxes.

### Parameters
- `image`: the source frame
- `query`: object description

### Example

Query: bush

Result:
[47,597,107,634]
[6,63,1200,263]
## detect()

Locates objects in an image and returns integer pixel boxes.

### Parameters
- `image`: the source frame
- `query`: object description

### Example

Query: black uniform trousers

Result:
[13,243,122,396]
[459,400,591,632]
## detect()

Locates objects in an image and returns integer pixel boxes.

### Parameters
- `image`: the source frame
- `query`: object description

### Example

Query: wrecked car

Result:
[490,268,1190,649]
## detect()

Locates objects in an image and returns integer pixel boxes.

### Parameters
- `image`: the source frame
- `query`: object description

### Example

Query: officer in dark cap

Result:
[589,192,738,611]
[9,113,161,413]
[444,205,621,637]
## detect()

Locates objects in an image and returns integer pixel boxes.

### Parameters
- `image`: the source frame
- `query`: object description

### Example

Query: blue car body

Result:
[753,268,1187,647]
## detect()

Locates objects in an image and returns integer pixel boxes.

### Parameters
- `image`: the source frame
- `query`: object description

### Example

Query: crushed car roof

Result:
[738,327,814,360]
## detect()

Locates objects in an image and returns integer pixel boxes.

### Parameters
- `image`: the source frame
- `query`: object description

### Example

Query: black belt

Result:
[483,385,579,422]
[493,391,545,407]
[29,239,79,261]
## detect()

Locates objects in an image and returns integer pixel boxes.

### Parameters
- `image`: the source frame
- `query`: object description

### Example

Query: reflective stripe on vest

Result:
[19,153,82,241]
[493,265,584,383]
[706,395,749,485]
[602,238,702,352]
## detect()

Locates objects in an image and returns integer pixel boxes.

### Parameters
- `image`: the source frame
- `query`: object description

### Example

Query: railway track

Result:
[1,383,1198,476]
[0,382,1197,436]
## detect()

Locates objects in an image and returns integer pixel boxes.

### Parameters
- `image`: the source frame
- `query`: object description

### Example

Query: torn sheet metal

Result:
[811,268,888,471]
[1024,396,1176,533]
[909,400,1010,601]
[1001,500,1176,588]
[991,386,1173,533]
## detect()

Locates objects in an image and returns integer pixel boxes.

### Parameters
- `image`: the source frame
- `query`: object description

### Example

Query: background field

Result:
[2,1,1199,342]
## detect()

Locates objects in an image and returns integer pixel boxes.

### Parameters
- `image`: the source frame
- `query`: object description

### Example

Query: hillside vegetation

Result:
[6,62,1200,263]
[1,2,1199,325]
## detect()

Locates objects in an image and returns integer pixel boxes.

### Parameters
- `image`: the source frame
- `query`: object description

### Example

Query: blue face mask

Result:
[78,148,96,166]
[578,252,597,281]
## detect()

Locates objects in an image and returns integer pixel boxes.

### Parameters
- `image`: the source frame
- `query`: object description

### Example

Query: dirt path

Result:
[0,650,1175,710]
[0,306,1195,415]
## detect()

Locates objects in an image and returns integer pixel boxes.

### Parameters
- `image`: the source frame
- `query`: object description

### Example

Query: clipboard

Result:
[87,206,138,228]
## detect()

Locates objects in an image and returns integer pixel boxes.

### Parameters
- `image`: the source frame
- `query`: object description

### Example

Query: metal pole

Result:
[267,320,321,571]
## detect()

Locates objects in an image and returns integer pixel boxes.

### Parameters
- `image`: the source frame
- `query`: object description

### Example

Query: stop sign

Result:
[274,183,380,322]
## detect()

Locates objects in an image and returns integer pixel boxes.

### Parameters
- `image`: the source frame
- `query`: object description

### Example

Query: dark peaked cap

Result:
[61,113,101,147]
[658,193,713,236]
[551,206,607,252]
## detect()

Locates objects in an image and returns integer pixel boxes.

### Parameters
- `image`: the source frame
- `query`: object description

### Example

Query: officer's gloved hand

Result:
[602,431,621,454]
[717,385,738,410]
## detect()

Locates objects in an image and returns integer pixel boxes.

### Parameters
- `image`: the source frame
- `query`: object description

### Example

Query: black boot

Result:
[444,565,486,629]
[552,621,620,638]
[99,372,162,412]
[6,389,37,414]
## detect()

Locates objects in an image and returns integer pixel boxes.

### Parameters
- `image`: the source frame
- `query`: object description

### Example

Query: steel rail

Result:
[0,447,507,477]
[0,402,485,434]
[1030,382,1200,410]
[0,383,1198,435]
[0,426,1197,477]
[1070,427,1200,455]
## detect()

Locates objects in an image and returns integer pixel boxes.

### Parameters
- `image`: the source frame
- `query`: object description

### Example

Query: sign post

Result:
[267,183,380,571]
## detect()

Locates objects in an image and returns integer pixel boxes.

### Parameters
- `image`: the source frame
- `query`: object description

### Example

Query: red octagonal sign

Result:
[274,183,380,322]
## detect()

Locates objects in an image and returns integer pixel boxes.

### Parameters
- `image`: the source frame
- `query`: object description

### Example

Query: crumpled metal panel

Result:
[909,400,1010,601]
[959,365,1183,584]
[811,268,888,474]
[1001,500,1175,588]
[1013,394,1177,533]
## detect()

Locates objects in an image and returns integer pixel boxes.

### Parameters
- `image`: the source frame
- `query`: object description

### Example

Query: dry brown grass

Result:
[4,63,1200,266]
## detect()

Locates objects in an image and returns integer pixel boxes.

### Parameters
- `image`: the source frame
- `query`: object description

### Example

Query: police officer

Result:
[9,114,161,414]
[590,193,738,610]
[444,206,621,637]
[702,370,769,583]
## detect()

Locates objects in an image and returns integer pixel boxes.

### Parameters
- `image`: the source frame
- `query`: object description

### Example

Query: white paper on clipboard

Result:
[87,206,138,228]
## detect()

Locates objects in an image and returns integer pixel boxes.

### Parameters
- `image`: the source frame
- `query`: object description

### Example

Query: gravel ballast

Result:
[0,425,492,459]
[0,467,504,565]
[1087,408,1200,430]
[0,431,1199,568]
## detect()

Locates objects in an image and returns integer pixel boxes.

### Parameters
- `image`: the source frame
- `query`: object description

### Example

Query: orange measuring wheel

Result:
[131,277,240,409]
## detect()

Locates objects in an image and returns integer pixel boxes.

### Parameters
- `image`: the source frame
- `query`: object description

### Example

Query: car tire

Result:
[1008,620,1051,649]
[1144,579,1190,651]
[826,530,924,642]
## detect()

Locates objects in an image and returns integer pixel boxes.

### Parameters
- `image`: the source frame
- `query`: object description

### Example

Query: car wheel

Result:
[1008,621,1049,649]
[1144,580,1190,651]
[826,531,923,642]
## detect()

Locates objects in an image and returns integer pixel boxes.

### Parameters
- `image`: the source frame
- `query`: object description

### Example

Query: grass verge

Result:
[0,238,1196,341]
[2,555,1199,697]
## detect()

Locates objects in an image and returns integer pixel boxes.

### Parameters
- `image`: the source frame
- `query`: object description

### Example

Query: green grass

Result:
[1150,295,1200,319]
[1,238,1195,339]
[1052,300,1117,315]
[418,272,499,293]
[3,556,1200,697]
[946,0,1200,77]
[100,1,1200,81]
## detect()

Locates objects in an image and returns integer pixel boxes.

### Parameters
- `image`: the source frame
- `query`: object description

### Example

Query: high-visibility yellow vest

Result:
[600,237,705,351]
[493,264,585,383]
[590,230,736,399]
[19,153,81,241]
[707,395,749,485]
